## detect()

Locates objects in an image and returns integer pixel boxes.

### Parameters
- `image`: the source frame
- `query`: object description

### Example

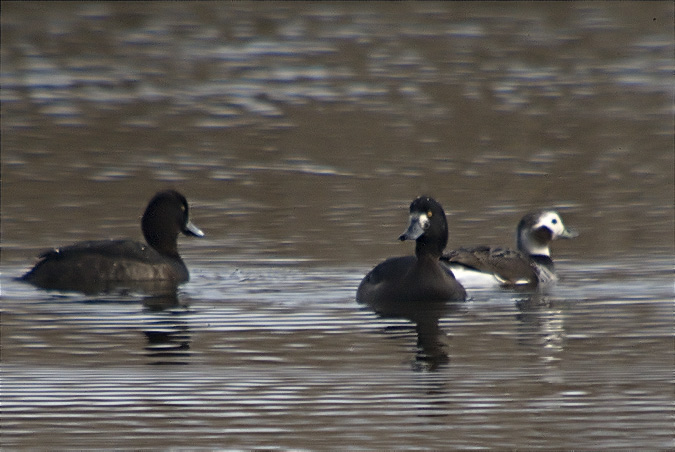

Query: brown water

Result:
[1,2,673,449]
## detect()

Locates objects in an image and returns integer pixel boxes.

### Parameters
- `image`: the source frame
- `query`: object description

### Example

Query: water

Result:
[1,2,673,449]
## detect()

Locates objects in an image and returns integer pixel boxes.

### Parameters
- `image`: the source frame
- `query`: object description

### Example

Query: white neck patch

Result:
[520,233,551,256]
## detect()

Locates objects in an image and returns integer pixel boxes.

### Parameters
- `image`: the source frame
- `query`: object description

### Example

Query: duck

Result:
[357,196,466,320]
[441,210,577,289]
[20,189,204,294]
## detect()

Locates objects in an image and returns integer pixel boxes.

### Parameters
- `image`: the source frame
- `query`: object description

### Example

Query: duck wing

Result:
[36,240,162,262]
[442,246,538,287]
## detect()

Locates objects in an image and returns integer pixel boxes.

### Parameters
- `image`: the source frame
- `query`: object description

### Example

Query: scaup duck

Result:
[357,196,466,319]
[20,190,203,293]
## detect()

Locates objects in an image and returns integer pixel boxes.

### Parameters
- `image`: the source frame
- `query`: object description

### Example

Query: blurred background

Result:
[2,2,673,265]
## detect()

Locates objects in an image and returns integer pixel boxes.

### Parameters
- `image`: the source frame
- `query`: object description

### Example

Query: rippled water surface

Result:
[1,2,673,449]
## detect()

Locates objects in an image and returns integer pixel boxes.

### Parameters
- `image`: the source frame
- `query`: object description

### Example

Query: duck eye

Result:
[427,210,433,218]
[551,218,557,224]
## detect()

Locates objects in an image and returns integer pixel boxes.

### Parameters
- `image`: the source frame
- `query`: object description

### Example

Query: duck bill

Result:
[559,227,578,239]
[184,221,205,237]
[399,213,427,241]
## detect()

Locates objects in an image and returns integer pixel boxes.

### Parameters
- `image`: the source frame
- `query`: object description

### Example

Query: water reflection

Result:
[144,323,192,364]
[142,291,184,312]
[413,317,451,369]
[142,293,192,365]
[513,291,567,383]
[515,292,565,354]
[362,301,464,371]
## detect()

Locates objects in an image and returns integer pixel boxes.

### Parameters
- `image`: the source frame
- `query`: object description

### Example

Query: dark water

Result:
[1,2,673,449]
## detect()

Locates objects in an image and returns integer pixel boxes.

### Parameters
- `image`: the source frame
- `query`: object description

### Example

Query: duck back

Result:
[21,239,189,293]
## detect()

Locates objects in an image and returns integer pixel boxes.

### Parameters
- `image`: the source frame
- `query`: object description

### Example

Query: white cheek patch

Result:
[535,212,565,238]
[401,213,429,241]
[417,213,430,230]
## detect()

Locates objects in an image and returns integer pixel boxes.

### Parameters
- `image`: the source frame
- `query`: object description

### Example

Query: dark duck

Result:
[20,190,203,294]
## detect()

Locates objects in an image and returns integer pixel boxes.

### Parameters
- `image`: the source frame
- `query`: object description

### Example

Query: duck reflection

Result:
[371,304,461,370]
[513,291,566,382]
[142,292,193,365]
[514,292,565,352]
[413,308,459,370]
[373,301,461,369]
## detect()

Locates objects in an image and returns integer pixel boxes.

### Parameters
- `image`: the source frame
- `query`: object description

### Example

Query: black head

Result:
[399,196,449,258]
[141,190,204,257]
